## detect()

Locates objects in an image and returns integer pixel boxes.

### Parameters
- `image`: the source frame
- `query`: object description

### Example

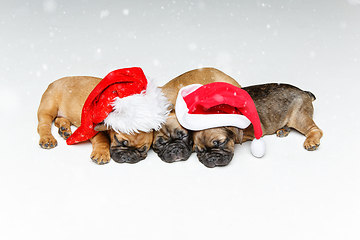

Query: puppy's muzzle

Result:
[162,141,192,163]
[110,147,147,164]
[154,140,192,163]
[196,148,234,168]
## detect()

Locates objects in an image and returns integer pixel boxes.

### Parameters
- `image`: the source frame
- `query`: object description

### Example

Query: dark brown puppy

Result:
[37,76,153,165]
[194,83,323,168]
[153,68,242,164]
[242,83,323,150]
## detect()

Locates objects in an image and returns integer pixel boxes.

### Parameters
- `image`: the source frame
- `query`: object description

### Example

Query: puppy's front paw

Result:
[91,148,111,165]
[39,135,58,149]
[303,138,320,151]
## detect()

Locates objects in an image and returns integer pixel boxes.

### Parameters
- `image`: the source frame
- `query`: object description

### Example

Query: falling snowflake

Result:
[100,10,110,19]
[123,9,130,16]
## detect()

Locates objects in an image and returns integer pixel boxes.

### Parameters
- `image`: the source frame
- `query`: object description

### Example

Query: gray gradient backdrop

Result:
[1,0,359,239]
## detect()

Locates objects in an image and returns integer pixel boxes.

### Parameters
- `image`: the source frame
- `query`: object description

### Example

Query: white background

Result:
[1,0,359,239]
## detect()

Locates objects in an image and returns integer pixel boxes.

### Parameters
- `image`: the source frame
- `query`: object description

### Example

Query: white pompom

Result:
[250,138,266,158]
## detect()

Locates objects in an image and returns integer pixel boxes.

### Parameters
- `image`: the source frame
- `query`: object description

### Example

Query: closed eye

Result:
[175,130,188,139]
[138,146,148,153]
[212,138,229,147]
[195,146,205,154]
[114,135,129,147]
[157,137,167,145]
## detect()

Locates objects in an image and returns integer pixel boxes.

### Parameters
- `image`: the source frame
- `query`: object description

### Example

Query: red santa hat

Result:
[175,82,265,158]
[66,67,170,145]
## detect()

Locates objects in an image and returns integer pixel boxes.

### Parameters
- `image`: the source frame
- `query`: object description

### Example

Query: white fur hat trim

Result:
[104,79,170,134]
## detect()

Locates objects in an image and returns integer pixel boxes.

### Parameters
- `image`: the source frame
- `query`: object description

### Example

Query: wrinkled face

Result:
[193,127,242,168]
[152,113,193,163]
[108,130,153,164]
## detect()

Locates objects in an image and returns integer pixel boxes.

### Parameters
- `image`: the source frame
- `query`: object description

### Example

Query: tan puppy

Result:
[152,68,243,165]
[37,76,153,165]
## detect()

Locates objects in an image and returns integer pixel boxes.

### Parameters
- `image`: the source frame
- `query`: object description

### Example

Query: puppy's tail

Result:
[305,91,316,101]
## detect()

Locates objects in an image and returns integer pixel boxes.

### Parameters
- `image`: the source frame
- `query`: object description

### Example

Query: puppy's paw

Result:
[91,148,111,165]
[303,138,320,151]
[39,135,58,149]
[276,126,290,138]
[58,127,72,140]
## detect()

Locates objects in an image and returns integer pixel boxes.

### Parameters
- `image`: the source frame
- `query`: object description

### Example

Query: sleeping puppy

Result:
[37,76,153,165]
[242,83,323,151]
[192,126,243,168]
[152,67,242,164]
[152,111,193,163]
[193,83,323,168]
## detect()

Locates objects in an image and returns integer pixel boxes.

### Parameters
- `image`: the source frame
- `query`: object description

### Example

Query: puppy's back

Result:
[242,83,315,136]
[162,67,240,104]
[38,76,101,127]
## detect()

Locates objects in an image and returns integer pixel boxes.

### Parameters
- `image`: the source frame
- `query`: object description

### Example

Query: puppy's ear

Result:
[225,127,243,144]
[234,128,244,144]
[94,122,110,131]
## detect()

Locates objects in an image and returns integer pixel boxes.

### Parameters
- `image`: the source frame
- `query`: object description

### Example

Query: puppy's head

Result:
[96,124,153,164]
[152,112,193,163]
[193,126,243,168]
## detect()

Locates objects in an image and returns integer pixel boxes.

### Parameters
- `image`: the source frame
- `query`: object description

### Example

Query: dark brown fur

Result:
[242,83,323,150]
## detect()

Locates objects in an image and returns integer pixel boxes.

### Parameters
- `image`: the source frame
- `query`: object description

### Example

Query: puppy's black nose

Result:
[110,149,144,164]
[119,154,132,163]
[198,151,234,168]
[170,147,180,156]
[157,141,192,163]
